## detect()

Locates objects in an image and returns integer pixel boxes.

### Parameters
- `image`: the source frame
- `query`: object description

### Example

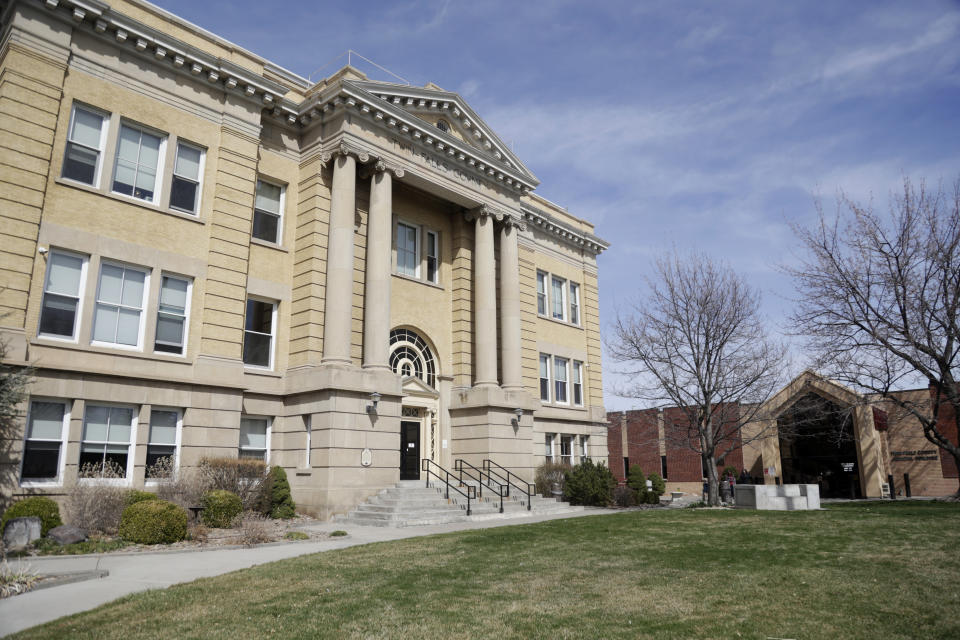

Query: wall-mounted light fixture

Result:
[38,246,48,255]
[512,407,523,431]
[366,392,381,415]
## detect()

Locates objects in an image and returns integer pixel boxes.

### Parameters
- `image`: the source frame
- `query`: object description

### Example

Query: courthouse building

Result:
[0,0,609,517]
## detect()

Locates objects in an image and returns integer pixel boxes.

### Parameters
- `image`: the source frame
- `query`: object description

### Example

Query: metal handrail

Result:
[421,459,475,516]
[455,459,506,513]
[483,459,536,511]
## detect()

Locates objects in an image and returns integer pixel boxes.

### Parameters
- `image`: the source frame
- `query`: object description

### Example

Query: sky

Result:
[149,0,960,410]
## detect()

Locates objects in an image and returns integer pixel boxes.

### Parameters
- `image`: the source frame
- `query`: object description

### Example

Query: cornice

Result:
[521,204,609,255]
[41,0,291,112]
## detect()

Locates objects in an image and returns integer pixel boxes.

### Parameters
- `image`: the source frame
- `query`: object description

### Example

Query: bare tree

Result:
[0,301,33,432]
[609,252,789,505]
[787,177,960,496]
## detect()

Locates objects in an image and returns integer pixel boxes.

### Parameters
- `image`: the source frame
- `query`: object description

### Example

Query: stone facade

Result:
[607,371,959,498]
[0,0,609,518]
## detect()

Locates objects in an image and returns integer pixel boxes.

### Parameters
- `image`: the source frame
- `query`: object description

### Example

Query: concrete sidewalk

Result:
[1,507,616,637]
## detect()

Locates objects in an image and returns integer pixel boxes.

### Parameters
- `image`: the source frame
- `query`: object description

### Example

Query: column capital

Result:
[502,215,526,232]
[464,204,505,223]
[320,140,372,164]
[360,158,405,180]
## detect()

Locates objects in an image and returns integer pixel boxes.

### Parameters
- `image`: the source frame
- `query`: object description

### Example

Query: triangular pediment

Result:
[401,375,439,398]
[344,79,538,187]
[764,370,862,418]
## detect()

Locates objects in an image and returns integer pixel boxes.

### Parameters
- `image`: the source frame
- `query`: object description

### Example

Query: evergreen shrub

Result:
[268,466,296,519]
[564,459,615,506]
[118,499,187,544]
[2,496,62,536]
[201,490,242,528]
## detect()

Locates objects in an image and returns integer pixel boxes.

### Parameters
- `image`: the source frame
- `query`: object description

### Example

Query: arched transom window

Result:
[389,328,436,388]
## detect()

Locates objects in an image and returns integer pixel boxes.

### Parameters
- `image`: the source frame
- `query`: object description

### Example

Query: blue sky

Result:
[151,0,960,409]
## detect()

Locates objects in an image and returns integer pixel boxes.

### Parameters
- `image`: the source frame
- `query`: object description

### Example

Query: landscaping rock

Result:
[48,524,88,545]
[2,516,42,550]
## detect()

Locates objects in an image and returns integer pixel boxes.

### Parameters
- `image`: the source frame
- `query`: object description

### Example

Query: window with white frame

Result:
[426,230,439,283]
[239,416,270,461]
[62,104,108,186]
[80,405,135,479]
[536,271,547,315]
[397,222,419,277]
[145,408,180,479]
[112,122,164,202]
[572,360,584,406]
[92,262,148,348]
[243,298,276,368]
[20,400,69,484]
[554,357,569,404]
[252,179,283,244]
[39,250,87,340]
[545,433,554,463]
[569,282,580,325]
[560,435,573,465]
[551,276,566,320]
[580,435,589,461]
[169,141,204,213]
[154,274,191,355]
[539,354,551,402]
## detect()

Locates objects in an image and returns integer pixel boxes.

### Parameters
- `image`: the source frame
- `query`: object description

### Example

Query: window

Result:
[39,250,86,340]
[239,416,270,461]
[397,222,418,277]
[569,283,580,325]
[243,298,275,368]
[554,357,569,404]
[572,360,584,406]
[551,276,566,320]
[92,262,148,348]
[536,271,547,315]
[539,354,551,402]
[146,408,180,479]
[62,104,107,185]
[661,455,668,479]
[426,230,439,283]
[545,433,554,462]
[80,405,135,479]
[253,179,283,243]
[20,400,68,484]
[154,275,191,355]
[169,141,203,213]
[560,435,573,464]
[112,122,163,202]
[436,119,450,132]
[303,415,312,468]
[580,435,589,461]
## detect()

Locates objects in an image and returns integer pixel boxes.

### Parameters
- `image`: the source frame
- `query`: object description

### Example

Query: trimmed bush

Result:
[564,459,616,506]
[118,499,187,544]
[627,465,649,503]
[2,496,62,536]
[124,490,159,507]
[613,485,636,507]
[648,472,666,503]
[201,490,242,528]
[534,461,571,497]
[268,466,296,519]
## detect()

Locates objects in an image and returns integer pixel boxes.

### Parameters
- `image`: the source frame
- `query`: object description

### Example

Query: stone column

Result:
[499,219,524,390]
[363,163,395,369]
[322,150,357,365]
[472,207,498,387]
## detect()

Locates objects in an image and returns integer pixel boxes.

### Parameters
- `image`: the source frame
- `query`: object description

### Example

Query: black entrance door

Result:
[400,420,420,480]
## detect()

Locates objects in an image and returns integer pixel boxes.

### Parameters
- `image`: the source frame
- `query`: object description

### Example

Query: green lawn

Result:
[13,502,960,639]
